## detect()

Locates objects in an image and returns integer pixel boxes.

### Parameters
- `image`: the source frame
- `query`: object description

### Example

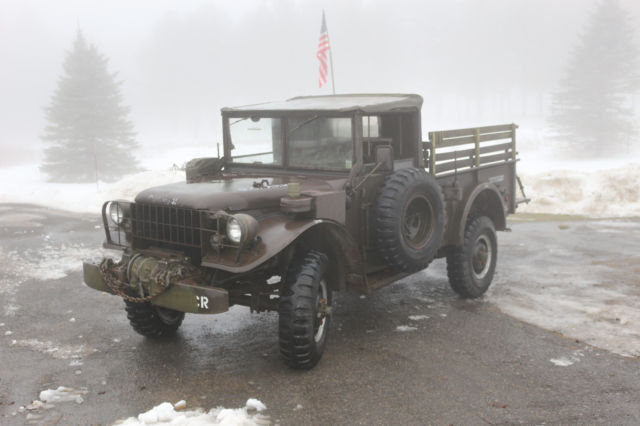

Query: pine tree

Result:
[41,30,138,182]
[549,0,640,157]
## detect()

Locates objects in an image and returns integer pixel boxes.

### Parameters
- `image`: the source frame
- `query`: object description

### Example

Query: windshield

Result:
[229,117,283,165]
[287,116,353,169]
[227,115,353,170]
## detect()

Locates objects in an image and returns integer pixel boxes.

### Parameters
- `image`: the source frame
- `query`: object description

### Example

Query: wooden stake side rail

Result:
[426,123,517,176]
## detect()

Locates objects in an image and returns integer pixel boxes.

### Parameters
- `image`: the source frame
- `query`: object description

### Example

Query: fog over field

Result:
[2,0,640,170]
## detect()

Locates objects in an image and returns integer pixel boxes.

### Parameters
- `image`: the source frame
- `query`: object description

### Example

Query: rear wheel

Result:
[278,250,332,369]
[447,216,497,298]
[124,301,184,338]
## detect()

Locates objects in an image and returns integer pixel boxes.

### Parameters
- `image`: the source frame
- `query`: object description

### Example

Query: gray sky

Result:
[1,0,638,165]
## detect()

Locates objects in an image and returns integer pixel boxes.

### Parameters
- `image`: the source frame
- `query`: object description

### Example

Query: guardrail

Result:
[426,124,517,176]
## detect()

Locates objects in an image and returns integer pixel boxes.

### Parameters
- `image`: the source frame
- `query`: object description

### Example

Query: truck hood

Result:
[134,176,347,212]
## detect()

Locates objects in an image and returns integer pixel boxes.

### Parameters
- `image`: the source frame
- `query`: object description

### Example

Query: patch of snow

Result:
[26,400,54,410]
[245,399,266,412]
[4,330,12,336]
[39,386,88,404]
[10,338,97,359]
[408,315,430,321]
[550,357,574,367]
[69,317,76,323]
[26,413,43,421]
[551,350,585,367]
[0,236,107,316]
[114,399,270,426]
[395,325,418,332]
[266,275,281,285]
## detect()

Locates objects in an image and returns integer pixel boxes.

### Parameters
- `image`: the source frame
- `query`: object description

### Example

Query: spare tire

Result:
[372,168,446,272]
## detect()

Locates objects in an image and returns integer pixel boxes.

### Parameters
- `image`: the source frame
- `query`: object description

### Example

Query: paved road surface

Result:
[0,204,638,425]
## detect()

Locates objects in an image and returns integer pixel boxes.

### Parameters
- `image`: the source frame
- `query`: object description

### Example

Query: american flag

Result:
[317,12,330,88]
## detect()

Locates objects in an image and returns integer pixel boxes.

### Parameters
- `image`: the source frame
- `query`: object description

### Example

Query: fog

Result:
[2,0,640,167]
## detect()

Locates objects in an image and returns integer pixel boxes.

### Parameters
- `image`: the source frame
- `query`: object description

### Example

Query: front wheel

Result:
[447,216,497,298]
[278,250,332,369]
[124,301,185,338]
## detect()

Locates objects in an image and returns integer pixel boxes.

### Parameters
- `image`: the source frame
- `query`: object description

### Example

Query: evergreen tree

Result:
[549,0,640,157]
[41,30,138,182]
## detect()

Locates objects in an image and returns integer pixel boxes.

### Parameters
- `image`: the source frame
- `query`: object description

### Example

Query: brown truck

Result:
[83,94,527,369]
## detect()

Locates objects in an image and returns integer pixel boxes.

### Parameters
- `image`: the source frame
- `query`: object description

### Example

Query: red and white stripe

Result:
[317,14,330,88]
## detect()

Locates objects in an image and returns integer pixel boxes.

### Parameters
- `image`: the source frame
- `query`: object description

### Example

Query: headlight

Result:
[225,213,259,245]
[226,218,243,243]
[109,202,125,225]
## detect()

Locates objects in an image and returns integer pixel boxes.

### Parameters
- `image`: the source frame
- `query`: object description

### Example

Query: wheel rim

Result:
[314,279,329,343]
[155,306,182,325]
[402,194,434,250]
[471,235,492,280]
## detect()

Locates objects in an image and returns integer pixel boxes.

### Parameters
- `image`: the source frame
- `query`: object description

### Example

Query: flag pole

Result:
[325,11,336,95]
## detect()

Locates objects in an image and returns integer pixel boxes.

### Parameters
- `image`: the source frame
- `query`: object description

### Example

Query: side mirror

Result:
[375,144,394,172]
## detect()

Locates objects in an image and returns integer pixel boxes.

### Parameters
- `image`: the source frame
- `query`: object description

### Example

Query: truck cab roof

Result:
[221,93,424,115]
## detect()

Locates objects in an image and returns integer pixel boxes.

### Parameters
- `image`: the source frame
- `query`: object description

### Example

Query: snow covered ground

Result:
[487,219,640,359]
[0,150,639,217]
[0,164,185,213]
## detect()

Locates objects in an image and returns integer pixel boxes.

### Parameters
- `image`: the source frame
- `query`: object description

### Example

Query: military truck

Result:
[83,94,527,369]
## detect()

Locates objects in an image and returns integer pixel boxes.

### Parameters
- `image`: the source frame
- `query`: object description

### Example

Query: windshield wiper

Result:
[287,115,320,136]
[230,117,249,126]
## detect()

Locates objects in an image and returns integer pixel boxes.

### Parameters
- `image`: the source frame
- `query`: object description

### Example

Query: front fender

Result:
[200,215,321,273]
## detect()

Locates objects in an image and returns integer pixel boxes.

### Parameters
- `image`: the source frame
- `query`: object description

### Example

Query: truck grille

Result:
[131,203,202,249]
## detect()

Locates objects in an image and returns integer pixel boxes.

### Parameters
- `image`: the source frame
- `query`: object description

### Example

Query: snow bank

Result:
[114,399,269,426]
[1,158,639,217]
[0,164,184,213]
[517,162,640,217]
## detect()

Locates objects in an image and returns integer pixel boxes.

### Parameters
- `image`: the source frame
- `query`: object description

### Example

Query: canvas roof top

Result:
[222,94,423,114]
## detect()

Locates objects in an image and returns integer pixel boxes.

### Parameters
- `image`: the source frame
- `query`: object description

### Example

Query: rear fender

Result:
[457,184,506,245]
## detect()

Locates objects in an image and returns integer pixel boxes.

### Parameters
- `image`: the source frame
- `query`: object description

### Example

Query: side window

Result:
[362,115,392,164]
[362,116,380,138]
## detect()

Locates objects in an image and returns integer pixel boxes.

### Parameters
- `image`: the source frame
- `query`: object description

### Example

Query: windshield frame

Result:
[223,111,357,172]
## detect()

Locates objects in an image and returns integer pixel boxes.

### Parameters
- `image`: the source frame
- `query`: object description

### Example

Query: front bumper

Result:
[82,262,229,314]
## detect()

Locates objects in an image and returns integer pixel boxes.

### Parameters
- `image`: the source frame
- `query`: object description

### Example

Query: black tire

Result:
[372,168,446,272]
[447,216,497,298]
[124,301,185,338]
[278,250,332,369]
